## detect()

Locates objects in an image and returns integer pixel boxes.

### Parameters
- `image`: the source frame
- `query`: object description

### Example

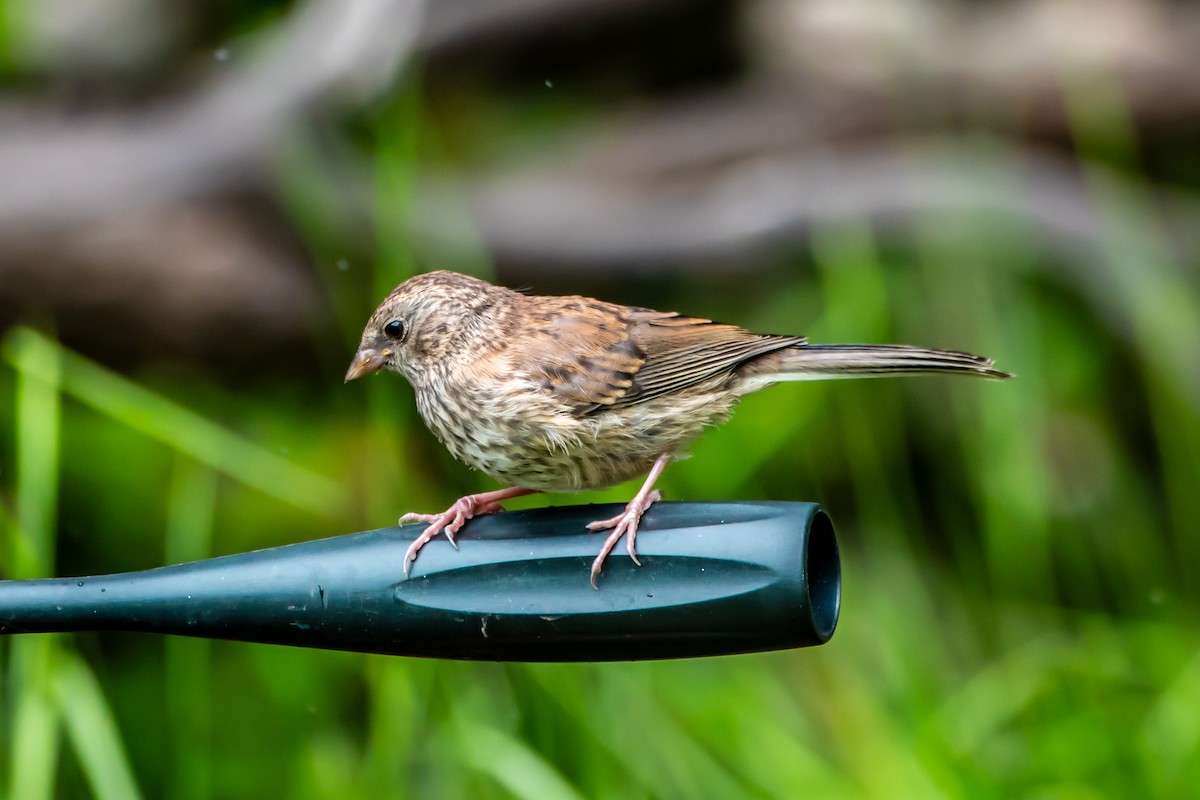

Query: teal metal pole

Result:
[0,502,839,661]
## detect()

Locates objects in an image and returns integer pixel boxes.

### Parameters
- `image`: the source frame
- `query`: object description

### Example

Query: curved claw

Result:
[587,489,662,588]
[402,520,447,578]
[399,503,473,577]
[396,487,538,579]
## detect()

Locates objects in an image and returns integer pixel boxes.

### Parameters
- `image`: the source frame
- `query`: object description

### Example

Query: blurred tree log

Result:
[0,0,425,364]
[0,0,1198,365]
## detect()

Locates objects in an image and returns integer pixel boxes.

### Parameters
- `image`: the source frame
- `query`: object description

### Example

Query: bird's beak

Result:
[344,348,389,382]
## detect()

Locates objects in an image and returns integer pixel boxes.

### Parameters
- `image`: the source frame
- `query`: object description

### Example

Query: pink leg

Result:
[400,486,538,577]
[586,452,671,588]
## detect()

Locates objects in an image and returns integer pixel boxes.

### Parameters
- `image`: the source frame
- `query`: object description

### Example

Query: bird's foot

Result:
[398,496,506,578]
[586,489,662,588]
[398,486,539,578]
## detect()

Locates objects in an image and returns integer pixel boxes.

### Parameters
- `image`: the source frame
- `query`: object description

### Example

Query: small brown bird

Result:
[347,271,1010,586]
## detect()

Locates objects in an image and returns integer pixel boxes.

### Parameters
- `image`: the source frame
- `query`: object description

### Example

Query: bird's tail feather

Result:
[744,343,1012,386]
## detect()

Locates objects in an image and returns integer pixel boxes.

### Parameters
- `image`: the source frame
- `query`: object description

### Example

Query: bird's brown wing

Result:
[611,312,805,409]
[505,297,648,415]
[510,298,803,415]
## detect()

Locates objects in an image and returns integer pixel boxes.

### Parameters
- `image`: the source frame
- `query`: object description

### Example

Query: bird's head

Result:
[345,270,513,385]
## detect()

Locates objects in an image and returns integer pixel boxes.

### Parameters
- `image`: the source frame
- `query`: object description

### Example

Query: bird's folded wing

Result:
[509,301,803,414]
[616,313,804,408]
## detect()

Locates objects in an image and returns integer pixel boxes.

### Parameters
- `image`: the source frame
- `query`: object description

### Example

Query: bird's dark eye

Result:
[383,319,407,341]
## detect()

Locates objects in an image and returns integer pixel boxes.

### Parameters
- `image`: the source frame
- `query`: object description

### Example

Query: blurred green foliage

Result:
[2,13,1200,800]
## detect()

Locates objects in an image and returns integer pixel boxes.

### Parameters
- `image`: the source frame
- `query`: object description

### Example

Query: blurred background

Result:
[1,0,1198,797]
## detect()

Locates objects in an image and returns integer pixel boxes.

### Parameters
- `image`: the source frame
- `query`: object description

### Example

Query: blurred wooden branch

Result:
[0,0,424,360]
[427,142,1114,268]
[420,0,675,58]
[745,0,1200,136]
[0,0,425,231]
[1,0,1198,363]
[416,141,1200,350]
[5,0,1200,233]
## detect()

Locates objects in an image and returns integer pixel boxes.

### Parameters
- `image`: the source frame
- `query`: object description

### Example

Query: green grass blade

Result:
[7,660,61,800]
[1063,64,1200,583]
[53,653,143,800]
[7,320,65,800]
[371,71,424,300]
[1,328,343,514]
[456,723,587,800]
[10,325,62,579]
[163,458,217,800]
